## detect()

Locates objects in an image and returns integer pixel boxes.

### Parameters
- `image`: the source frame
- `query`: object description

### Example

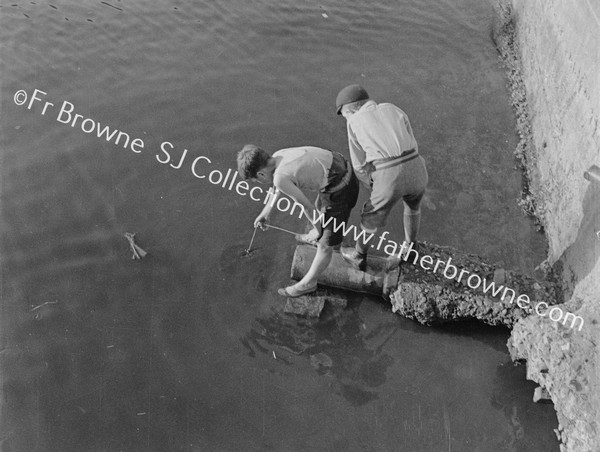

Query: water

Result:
[1,0,558,451]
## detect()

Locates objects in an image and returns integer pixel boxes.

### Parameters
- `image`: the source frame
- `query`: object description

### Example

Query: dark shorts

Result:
[315,153,359,247]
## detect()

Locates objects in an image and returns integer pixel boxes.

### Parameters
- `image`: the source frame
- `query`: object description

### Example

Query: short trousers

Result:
[314,152,359,247]
[360,153,428,231]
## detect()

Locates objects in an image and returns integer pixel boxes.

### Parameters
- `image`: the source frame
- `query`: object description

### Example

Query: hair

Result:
[348,99,369,111]
[237,144,271,180]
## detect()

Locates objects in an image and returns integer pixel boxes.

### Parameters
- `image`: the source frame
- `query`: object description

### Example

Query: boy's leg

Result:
[342,169,395,270]
[341,223,375,271]
[294,243,333,290]
[278,236,334,296]
[403,199,422,244]
[281,170,358,296]
[402,155,428,245]
[354,224,377,255]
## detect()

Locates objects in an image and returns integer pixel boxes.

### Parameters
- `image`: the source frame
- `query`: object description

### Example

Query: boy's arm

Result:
[403,114,418,153]
[273,176,319,226]
[254,187,280,229]
[347,123,371,187]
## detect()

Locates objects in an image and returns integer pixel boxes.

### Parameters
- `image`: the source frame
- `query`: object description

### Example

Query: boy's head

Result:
[340,100,369,119]
[237,144,273,183]
[336,84,369,117]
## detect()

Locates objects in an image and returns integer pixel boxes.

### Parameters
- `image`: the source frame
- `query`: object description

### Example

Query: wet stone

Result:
[493,268,506,285]
[324,292,348,310]
[533,386,552,403]
[390,242,560,327]
[284,294,326,318]
[283,289,348,318]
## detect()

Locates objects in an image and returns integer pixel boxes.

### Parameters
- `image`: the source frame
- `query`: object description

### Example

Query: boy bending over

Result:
[335,84,428,270]
[237,145,358,297]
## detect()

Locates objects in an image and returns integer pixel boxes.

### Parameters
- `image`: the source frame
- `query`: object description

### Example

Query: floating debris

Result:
[30,301,58,312]
[124,232,148,260]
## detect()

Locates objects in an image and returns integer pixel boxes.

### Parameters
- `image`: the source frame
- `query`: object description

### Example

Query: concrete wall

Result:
[512,0,600,291]
[505,0,600,450]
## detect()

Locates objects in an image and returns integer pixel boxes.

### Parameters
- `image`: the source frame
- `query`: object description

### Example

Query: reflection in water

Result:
[491,360,558,452]
[241,301,396,406]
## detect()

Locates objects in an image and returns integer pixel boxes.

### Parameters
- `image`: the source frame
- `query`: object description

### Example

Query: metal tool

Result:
[243,227,258,256]
[243,223,310,257]
[264,224,299,236]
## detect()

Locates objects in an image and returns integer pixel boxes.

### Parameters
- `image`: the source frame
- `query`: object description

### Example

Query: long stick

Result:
[246,227,258,253]
[265,224,299,236]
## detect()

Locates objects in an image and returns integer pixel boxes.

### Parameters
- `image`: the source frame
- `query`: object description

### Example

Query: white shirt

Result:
[273,146,333,192]
[346,100,418,177]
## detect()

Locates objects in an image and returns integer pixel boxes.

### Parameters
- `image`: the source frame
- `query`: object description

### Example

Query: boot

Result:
[341,246,367,271]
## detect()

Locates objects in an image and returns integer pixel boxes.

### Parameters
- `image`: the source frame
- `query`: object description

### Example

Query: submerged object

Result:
[283,288,348,318]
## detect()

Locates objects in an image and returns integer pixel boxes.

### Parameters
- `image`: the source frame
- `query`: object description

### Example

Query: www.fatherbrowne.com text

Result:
[14,87,583,331]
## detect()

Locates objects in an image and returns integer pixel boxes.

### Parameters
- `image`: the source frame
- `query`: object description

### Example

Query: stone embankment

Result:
[389,242,561,328]
[289,243,561,328]
[493,1,600,450]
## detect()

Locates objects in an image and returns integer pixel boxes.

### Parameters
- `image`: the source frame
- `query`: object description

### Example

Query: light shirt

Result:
[346,100,418,176]
[273,146,333,191]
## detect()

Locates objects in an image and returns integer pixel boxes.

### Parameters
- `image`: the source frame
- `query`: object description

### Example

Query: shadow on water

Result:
[491,359,560,451]
[428,320,514,354]
[238,293,560,451]
[240,294,396,406]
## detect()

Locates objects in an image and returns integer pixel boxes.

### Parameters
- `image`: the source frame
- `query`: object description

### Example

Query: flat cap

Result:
[335,84,369,115]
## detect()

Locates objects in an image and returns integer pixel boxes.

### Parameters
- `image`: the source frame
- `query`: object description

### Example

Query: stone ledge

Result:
[390,241,561,327]
[283,289,348,318]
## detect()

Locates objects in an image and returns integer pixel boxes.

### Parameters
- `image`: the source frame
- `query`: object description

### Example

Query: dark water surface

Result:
[1,0,558,451]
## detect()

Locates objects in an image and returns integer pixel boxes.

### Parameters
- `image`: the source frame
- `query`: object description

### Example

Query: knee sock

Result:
[404,209,421,244]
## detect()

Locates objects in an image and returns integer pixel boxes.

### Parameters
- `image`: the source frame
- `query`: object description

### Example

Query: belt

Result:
[372,149,419,171]
[322,153,353,194]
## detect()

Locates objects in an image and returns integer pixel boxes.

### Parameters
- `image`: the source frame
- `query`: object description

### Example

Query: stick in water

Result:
[245,227,258,255]
[124,232,148,259]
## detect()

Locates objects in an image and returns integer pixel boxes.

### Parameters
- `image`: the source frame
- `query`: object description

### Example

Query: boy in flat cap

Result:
[335,84,428,270]
[237,144,358,297]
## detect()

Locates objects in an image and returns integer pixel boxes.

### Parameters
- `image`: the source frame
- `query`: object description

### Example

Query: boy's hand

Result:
[254,215,268,230]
